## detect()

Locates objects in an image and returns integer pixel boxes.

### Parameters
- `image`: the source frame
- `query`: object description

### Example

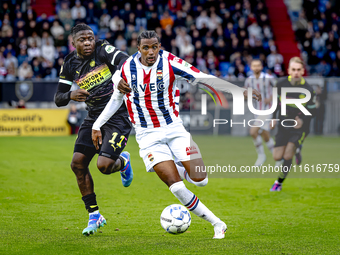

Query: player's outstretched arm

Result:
[169,56,261,101]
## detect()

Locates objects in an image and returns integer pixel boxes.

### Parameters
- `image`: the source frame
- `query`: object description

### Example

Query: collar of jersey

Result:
[135,52,161,72]
[288,75,305,85]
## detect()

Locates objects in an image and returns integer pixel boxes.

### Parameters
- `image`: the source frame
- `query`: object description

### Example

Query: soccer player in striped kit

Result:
[92,31,261,238]
[244,59,275,166]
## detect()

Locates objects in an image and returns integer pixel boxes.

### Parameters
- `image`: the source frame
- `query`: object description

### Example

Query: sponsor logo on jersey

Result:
[90,60,95,67]
[105,45,115,54]
[186,146,198,156]
[76,64,112,91]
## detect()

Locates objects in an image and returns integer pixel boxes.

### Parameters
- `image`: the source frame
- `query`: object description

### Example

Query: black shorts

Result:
[274,127,307,148]
[74,116,132,160]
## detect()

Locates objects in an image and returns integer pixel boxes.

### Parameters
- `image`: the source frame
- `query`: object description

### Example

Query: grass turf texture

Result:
[0,135,339,254]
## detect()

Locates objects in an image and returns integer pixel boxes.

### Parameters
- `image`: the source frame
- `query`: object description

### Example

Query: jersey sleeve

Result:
[98,41,129,68]
[58,60,73,86]
[168,54,245,94]
[244,78,251,89]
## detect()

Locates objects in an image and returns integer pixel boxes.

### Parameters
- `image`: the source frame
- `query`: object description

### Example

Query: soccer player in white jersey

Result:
[244,59,275,166]
[91,31,261,239]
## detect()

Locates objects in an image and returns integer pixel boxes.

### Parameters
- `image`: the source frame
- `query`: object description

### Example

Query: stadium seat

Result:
[219,62,231,76]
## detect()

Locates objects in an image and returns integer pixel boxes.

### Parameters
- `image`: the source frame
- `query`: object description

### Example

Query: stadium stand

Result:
[0,0,339,82]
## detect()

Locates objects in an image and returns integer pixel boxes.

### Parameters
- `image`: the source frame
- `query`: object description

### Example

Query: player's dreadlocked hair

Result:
[71,23,93,38]
[137,30,160,46]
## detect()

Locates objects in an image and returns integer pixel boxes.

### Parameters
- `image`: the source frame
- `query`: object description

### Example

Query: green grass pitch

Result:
[0,135,339,254]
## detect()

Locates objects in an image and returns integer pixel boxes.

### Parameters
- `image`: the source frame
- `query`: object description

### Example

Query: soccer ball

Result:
[160,204,191,234]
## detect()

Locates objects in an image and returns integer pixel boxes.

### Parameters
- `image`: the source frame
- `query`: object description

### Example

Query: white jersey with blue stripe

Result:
[92,50,246,131]
[244,72,275,110]
[120,50,207,129]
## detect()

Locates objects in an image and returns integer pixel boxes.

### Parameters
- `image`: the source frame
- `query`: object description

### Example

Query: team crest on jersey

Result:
[105,45,115,53]
[60,63,64,74]
[174,57,181,62]
[186,146,198,156]
[157,70,162,80]
[90,60,95,67]
[147,153,154,162]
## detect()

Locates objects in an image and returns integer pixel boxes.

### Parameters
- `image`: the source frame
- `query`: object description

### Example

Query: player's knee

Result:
[192,176,208,187]
[273,154,283,161]
[71,161,85,173]
[97,160,115,175]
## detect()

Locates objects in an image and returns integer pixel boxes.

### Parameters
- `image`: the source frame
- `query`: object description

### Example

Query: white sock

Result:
[89,210,99,215]
[169,181,219,225]
[266,138,274,154]
[253,135,264,155]
[175,163,208,187]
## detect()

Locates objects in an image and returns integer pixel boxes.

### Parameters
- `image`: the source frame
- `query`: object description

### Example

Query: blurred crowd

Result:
[0,0,284,81]
[294,0,340,76]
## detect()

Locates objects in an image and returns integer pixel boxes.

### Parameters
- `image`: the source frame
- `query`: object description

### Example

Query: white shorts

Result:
[251,114,273,132]
[135,121,202,172]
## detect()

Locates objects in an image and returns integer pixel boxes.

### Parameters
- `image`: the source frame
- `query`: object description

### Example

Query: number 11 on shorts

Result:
[109,132,126,151]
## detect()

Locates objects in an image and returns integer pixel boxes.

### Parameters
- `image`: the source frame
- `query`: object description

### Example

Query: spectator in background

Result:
[128,40,138,55]
[5,62,17,81]
[58,1,71,21]
[51,20,65,39]
[248,22,263,41]
[147,12,160,30]
[41,31,54,46]
[312,32,325,53]
[43,59,57,80]
[179,40,194,58]
[170,39,180,57]
[28,31,42,48]
[206,50,219,73]
[71,0,86,21]
[114,34,127,51]
[18,60,33,80]
[4,52,18,69]
[316,60,331,76]
[16,99,26,109]
[195,50,207,71]
[110,16,125,32]
[196,10,210,30]
[267,48,283,69]
[135,3,147,30]
[160,11,174,29]
[41,40,55,63]
[68,104,81,134]
[0,60,7,80]
[120,3,132,23]
[28,41,42,61]
[174,11,186,29]
[86,2,99,25]
[31,58,44,79]
[209,13,222,31]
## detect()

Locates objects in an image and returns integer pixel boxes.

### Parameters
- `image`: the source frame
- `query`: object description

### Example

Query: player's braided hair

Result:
[71,23,93,38]
[137,30,160,46]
